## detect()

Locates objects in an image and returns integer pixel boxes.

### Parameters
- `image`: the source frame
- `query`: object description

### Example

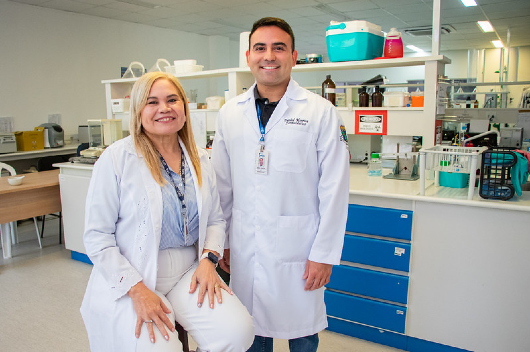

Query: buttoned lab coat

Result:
[211,79,350,339]
[80,136,225,352]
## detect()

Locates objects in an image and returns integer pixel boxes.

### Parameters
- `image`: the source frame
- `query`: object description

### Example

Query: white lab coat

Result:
[80,136,225,352]
[211,79,350,339]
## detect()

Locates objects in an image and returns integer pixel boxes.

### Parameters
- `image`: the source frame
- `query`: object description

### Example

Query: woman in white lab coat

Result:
[211,78,350,340]
[80,72,253,352]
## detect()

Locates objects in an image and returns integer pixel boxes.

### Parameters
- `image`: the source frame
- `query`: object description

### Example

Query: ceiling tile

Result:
[371,0,423,6]
[141,6,188,17]
[202,0,257,6]
[481,1,530,13]
[113,11,159,23]
[165,0,222,12]
[39,0,96,12]
[236,2,278,15]
[289,6,328,17]
[73,0,114,5]
[440,0,468,10]
[102,2,149,12]
[441,7,483,18]
[383,3,432,15]
[7,0,51,5]
[328,0,379,12]
[266,0,321,10]
[80,6,133,18]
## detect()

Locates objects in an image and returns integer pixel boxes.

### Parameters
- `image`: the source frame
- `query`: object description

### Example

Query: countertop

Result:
[54,161,530,212]
[349,164,530,212]
[0,144,78,162]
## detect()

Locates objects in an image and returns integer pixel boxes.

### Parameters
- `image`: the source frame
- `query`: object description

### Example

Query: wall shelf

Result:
[102,56,448,147]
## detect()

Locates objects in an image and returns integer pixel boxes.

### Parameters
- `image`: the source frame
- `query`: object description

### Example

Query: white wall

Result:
[0,1,237,137]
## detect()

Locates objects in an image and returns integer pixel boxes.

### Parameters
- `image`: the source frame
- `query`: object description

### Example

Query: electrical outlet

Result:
[48,113,62,125]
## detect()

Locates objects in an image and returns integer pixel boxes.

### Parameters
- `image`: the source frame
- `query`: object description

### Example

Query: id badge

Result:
[255,149,269,175]
[182,210,189,237]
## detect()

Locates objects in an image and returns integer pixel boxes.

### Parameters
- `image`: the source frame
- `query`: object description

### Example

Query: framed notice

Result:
[354,110,387,135]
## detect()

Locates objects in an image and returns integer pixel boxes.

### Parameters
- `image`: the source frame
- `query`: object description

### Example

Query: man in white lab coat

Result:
[211,17,350,352]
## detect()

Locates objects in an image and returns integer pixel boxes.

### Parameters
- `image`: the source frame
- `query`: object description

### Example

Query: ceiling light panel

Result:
[492,40,503,48]
[477,21,494,32]
[460,0,477,7]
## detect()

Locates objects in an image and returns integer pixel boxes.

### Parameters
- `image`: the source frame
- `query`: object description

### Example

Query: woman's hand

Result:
[128,281,175,343]
[189,252,233,308]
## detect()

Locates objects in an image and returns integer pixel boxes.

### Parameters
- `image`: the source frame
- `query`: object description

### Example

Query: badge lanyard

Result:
[254,102,269,175]
[160,149,188,238]
[256,102,266,151]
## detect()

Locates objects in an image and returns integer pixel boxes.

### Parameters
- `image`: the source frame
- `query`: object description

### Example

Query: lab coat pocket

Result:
[272,129,312,173]
[276,214,317,263]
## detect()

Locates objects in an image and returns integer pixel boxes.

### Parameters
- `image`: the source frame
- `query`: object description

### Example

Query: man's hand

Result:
[302,260,333,291]
[218,248,231,273]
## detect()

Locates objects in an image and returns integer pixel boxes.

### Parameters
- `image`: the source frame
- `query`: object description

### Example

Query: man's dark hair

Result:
[249,17,295,52]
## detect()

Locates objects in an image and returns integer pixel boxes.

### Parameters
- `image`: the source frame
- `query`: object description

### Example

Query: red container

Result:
[384,28,403,58]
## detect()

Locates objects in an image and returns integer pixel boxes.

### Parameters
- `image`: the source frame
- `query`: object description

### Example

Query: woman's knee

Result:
[216,300,254,351]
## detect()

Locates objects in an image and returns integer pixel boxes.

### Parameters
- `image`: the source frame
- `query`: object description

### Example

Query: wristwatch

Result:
[200,252,219,266]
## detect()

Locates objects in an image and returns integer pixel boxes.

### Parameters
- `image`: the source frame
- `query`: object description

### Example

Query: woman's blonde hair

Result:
[130,72,202,186]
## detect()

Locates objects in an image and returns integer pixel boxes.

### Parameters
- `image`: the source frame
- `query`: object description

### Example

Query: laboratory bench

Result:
[55,161,530,352]
[329,164,530,352]
[0,144,78,174]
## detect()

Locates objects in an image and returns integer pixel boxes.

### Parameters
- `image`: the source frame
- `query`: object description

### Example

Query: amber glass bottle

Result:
[372,85,383,107]
[359,86,370,107]
[322,75,336,105]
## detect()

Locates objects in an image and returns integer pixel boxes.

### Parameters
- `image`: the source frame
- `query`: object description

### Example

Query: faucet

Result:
[462,130,500,146]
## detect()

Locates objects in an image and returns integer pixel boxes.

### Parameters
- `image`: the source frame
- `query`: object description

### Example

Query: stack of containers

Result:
[165,60,204,75]
[326,21,384,62]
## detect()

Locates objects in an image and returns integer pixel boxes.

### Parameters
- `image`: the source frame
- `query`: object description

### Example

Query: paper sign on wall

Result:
[354,110,387,135]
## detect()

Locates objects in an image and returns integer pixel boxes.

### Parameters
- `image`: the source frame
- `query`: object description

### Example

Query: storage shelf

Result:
[102,56,450,85]
[292,55,450,72]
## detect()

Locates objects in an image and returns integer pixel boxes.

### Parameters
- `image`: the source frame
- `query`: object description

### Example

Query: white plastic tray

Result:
[419,145,487,200]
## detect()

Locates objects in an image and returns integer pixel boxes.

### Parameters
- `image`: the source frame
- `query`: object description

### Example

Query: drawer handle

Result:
[400,214,408,218]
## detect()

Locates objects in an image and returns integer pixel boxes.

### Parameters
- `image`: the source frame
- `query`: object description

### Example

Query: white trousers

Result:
[136,246,254,352]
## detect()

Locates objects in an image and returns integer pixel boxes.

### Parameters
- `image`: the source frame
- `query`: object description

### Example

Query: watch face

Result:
[208,251,219,264]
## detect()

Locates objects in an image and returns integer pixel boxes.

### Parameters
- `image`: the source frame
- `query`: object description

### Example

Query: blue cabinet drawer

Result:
[342,234,411,272]
[325,290,406,333]
[346,204,413,240]
[328,265,409,304]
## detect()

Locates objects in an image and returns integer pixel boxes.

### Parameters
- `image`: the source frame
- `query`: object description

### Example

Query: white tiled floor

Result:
[0,219,404,352]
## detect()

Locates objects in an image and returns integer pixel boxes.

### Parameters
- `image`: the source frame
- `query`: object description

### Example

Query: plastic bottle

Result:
[359,86,370,107]
[466,96,471,108]
[372,86,383,107]
[384,28,403,58]
[367,153,382,176]
[322,75,336,105]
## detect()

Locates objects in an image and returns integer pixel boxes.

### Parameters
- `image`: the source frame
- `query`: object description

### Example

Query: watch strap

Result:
[200,252,218,266]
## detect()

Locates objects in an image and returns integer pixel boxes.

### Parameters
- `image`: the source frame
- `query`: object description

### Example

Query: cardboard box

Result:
[14,127,45,151]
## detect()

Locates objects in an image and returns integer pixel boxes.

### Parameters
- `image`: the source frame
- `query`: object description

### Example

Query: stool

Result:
[175,321,189,352]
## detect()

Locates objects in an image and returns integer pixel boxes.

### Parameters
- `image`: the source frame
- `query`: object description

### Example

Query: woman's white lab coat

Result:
[80,136,225,352]
[211,79,350,339]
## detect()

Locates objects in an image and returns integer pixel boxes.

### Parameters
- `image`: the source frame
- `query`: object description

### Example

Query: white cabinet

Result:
[56,163,93,255]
